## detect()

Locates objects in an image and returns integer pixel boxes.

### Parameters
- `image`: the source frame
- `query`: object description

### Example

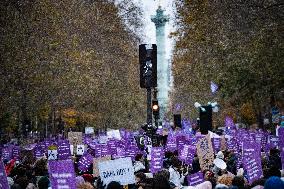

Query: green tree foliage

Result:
[172,0,284,122]
[0,0,145,134]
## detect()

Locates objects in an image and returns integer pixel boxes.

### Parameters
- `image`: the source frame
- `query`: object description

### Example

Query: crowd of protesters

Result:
[1,124,284,189]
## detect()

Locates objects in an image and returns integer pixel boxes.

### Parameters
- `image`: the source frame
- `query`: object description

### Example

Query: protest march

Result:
[1,117,284,189]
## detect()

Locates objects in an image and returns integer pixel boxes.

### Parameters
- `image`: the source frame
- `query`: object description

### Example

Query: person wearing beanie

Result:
[264,176,284,189]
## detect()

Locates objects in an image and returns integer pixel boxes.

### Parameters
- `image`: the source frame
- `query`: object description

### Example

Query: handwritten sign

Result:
[98,157,135,186]
[196,135,214,171]
[48,159,76,189]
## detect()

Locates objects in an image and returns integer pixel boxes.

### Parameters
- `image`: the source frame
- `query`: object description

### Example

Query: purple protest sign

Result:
[226,137,238,152]
[107,139,118,155]
[48,159,76,189]
[84,136,92,145]
[78,152,94,172]
[268,135,279,149]
[176,135,186,150]
[211,138,221,153]
[34,144,45,159]
[279,127,284,169]
[255,133,263,144]
[187,171,204,186]
[150,147,164,173]
[166,136,177,152]
[57,140,71,160]
[100,144,110,157]
[12,146,20,160]
[242,142,263,184]
[125,146,138,161]
[0,159,9,189]
[178,144,196,165]
[113,147,126,159]
[94,144,102,158]
[178,144,189,161]
[1,147,12,161]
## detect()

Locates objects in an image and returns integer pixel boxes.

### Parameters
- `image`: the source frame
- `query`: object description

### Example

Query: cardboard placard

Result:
[98,157,135,186]
[196,135,214,171]
[68,132,83,147]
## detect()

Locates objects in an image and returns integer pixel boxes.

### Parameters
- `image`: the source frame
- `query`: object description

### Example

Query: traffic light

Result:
[152,99,159,116]
[139,44,157,88]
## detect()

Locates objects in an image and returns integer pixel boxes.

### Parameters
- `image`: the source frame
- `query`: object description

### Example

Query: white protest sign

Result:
[48,145,58,160]
[48,150,58,160]
[85,127,94,134]
[76,145,85,155]
[99,136,108,144]
[107,130,121,140]
[98,157,135,185]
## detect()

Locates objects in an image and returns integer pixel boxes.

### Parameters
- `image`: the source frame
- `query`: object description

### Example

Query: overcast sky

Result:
[139,0,175,59]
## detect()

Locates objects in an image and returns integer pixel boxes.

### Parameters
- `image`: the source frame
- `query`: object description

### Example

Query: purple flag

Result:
[48,159,76,189]
[210,81,218,93]
[187,171,204,186]
[0,159,9,189]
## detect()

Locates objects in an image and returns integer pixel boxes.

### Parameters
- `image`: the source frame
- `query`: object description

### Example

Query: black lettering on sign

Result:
[117,168,127,176]
[103,171,116,178]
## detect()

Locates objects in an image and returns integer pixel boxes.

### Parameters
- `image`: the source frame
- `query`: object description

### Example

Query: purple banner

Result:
[48,159,76,189]
[0,159,9,189]
[187,171,204,186]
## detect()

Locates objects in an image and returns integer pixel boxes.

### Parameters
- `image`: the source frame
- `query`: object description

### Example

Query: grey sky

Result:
[139,0,175,59]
